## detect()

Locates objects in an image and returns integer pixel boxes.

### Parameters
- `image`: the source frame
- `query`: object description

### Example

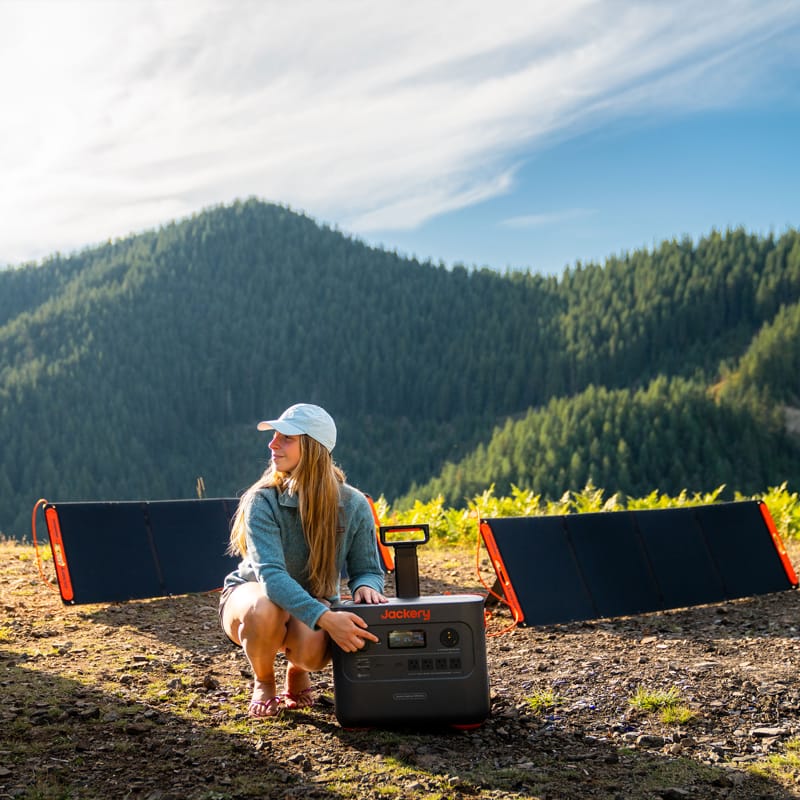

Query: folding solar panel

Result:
[37,492,392,605]
[480,501,798,626]
[693,502,793,596]
[565,511,662,619]
[631,506,725,609]
[480,515,595,625]
[146,498,241,597]
[40,498,240,604]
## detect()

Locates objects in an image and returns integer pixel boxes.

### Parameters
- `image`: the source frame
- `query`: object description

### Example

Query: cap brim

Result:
[256,419,304,435]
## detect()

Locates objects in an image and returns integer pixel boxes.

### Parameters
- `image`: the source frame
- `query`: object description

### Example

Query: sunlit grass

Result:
[629,686,697,725]
[629,685,682,712]
[526,688,562,715]
[660,704,697,725]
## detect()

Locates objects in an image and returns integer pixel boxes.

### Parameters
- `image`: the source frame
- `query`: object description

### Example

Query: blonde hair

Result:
[229,435,345,597]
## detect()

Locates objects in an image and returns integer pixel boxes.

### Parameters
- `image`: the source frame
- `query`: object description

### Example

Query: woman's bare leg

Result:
[282,614,332,704]
[221,583,291,714]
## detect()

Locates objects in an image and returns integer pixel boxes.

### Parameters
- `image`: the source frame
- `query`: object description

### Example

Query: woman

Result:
[220,403,388,717]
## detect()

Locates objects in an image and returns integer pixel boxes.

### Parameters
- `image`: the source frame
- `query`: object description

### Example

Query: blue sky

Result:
[1,0,799,276]
[380,107,800,273]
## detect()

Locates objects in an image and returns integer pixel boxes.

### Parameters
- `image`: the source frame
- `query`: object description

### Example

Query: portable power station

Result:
[331,524,491,728]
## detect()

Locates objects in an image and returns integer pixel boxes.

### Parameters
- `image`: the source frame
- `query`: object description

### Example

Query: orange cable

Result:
[31,498,59,592]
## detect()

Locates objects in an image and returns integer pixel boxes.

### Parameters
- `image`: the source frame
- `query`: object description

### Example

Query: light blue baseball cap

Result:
[257,403,337,452]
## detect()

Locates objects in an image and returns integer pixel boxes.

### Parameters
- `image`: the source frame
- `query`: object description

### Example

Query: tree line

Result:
[1,198,799,537]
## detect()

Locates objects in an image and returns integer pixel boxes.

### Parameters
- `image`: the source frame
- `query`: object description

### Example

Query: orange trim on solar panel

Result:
[364,493,394,572]
[758,501,799,586]
[478,520,523,634]
[44,506,75,602]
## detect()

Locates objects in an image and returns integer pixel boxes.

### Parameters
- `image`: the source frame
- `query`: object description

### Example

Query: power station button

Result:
[440,628,459,647]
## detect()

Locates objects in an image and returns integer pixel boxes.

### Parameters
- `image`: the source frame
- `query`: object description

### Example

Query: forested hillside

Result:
[1,199,799,537]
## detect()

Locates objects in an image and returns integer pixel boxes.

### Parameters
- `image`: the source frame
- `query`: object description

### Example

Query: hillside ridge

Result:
[1,199,799,536]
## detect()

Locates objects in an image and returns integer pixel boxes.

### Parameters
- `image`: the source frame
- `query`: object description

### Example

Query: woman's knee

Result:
[242,594,289,636]
[224,584,289,644]
[285,623,332,671]
[305,646,333,672]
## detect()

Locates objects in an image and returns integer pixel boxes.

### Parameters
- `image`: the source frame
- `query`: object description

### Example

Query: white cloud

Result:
[501,209,597,229]
[0,0,798,265]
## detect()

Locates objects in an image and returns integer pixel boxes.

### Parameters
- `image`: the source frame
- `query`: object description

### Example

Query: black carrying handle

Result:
[379,524,429,599]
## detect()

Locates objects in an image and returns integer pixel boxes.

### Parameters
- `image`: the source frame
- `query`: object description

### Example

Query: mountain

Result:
[1,199,799,537]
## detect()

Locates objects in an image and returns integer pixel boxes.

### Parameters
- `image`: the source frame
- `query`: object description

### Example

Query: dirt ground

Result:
[2,537,800,800]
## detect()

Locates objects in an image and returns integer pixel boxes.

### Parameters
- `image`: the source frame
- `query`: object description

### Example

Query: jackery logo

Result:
[380,607,431,622]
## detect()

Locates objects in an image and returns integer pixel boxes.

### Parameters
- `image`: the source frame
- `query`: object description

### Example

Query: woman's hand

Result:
[353,585,389,604]
[318,609,379,653]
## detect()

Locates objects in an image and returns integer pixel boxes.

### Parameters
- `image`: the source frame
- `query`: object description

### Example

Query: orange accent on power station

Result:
[379,607,432,622]
[479,520,525,624]
[44,506,75,602]
[758,501,799,587]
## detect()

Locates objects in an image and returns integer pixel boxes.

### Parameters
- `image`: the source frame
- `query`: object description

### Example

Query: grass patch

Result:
[746,764,799,789]
[629,686,697,725]
[747,737,800,786]
[629,685,682,712]
[660,704,697,725]
[525,688,562,715]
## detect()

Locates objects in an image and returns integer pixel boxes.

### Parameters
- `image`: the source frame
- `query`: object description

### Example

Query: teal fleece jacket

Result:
[223,483,385,630]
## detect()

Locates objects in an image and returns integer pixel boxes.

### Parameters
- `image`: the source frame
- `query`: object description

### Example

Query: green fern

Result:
[378,482,800,547]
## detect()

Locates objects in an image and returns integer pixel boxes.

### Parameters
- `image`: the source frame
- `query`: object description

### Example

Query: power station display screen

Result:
[388,629,426,649]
